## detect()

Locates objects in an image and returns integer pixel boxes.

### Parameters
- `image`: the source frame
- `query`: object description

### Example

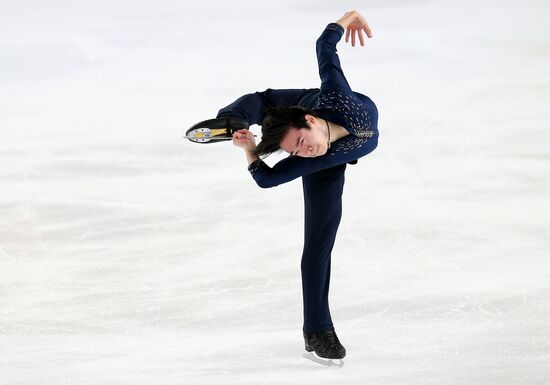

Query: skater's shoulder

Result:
[314,87,374,110]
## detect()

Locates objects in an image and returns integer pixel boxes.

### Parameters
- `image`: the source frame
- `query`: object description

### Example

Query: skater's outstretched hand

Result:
[336,10,373,47]
[233,128,256,152]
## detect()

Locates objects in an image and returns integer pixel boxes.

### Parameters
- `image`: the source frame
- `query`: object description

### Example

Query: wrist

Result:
[331,22,345,34]
[336,10,356,29]
[245,148,259,165]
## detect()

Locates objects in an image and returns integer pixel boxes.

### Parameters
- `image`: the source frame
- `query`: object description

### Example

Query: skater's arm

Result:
[317,11,373,94]
[247,133,378,188]
[316,23,351,94]
[232,126,378,189]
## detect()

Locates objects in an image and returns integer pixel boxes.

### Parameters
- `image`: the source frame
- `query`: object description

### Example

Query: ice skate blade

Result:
[302,352,344,367]
[184,127,231,143]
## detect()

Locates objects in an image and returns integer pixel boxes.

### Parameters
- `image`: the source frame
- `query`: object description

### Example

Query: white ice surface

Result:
[1,0,550,384]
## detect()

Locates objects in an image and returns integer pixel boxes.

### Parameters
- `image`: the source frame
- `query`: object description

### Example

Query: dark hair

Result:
[254,106,319,158]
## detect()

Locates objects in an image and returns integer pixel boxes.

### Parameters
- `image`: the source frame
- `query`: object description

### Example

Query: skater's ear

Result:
[304,114,317,127]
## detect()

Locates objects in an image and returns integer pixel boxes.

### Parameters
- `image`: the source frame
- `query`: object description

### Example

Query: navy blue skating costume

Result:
[216,22,379,334]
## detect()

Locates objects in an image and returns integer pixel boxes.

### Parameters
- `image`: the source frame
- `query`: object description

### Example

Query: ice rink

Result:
[1,0,549,384]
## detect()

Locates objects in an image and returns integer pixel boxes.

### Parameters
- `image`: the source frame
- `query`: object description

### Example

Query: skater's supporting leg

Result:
[301,162,346,334]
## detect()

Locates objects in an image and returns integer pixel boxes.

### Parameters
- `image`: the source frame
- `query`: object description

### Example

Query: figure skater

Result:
[215,10,378,360]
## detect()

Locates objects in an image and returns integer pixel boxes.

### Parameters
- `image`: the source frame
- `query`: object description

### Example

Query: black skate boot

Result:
[184,116,250,144]
[303,327,346,360]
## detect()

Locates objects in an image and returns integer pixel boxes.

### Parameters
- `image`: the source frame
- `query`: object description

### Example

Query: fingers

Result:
[358,30,364,46]
[233,129,251,148]
[363,22,373,38]
[235,129,248,137]
[345,25,373,48]
[342,11,373,47]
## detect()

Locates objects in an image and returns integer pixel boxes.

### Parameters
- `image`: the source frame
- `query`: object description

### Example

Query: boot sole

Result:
[304,344,345,359]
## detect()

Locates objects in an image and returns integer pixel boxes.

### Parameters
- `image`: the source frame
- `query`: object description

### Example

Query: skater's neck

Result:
[326,120,350,143]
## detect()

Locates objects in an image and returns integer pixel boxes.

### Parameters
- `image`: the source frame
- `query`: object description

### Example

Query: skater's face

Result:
[280,115,329,158]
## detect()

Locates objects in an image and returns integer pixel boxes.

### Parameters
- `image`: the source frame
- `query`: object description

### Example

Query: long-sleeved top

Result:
[216,22,379,188]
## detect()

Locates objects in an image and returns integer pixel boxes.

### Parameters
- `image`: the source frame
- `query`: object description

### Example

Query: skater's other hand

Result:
[233,128,256,152]
[336,10,373,47]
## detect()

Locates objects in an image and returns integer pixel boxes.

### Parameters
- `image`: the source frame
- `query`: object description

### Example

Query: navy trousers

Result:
[301,162,346,334]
